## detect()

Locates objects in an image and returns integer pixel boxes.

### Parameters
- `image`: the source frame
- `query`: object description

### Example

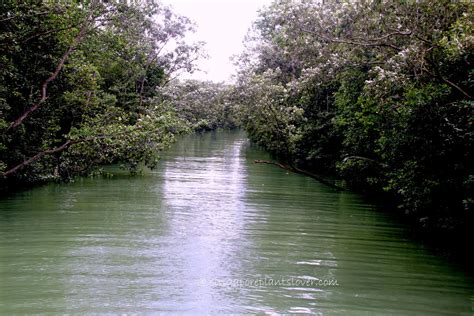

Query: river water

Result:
[0,130,473,314]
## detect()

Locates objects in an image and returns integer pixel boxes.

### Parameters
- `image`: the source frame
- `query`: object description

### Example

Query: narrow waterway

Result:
[0,130,473,314]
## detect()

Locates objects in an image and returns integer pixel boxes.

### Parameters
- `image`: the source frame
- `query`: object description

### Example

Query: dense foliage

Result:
[235,0,473,231]
[0,1,206,188]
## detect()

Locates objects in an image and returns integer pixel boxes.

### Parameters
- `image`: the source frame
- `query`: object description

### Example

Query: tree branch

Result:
[352,30,412,43]
[437,74,472,99]
[1,128,140,178]
[138,53,161,107]
[0,9,56,23]
[299,27,402,51]
[422,67,472,99]
[21,24,80,43]
[1,140,74,177]
[7,12,92,131]
[254,160,345,191]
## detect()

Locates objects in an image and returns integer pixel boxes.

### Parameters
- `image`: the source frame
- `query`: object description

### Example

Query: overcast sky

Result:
[160,0,273,82]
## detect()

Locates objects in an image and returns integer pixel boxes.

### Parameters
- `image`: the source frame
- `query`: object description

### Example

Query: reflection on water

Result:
[0,130,473,314]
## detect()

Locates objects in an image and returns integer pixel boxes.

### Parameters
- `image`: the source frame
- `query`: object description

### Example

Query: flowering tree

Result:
[235,0,473,230]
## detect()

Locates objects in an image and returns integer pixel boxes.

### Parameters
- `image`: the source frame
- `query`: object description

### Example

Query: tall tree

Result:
[0,1,204,185]
[235,0,473,231]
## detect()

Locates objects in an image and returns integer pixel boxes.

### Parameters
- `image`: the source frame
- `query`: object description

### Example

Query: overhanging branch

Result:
[254,159,345,191]
[1,140,75,177]
[1,127,148,178]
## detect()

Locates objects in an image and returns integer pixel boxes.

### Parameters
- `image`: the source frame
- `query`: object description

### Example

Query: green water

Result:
[0,130,473,314]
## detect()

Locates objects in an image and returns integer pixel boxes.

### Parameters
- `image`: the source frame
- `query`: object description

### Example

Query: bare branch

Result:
[437,74,472,99]
[254,160,345,191]
[422,67,472,99]
[21,24,80,43]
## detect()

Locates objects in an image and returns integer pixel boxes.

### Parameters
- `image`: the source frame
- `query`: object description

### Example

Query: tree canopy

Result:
[1,0,206,186]
[234,0,473,231]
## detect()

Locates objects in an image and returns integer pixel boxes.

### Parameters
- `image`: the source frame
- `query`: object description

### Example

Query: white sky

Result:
[160,0,273,83]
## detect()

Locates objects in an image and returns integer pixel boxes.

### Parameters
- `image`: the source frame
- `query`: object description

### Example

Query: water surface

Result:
[1,130,473,314]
